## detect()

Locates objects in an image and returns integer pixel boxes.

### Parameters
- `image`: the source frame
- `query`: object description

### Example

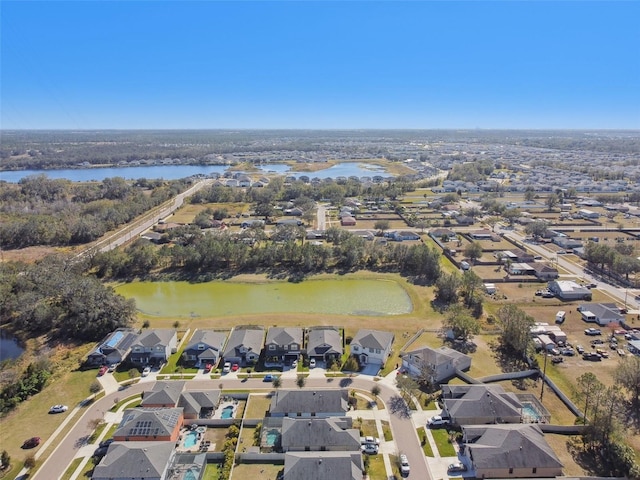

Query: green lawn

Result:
[109,394,142,412]
[419,428,434,456]
[366,454,387,480]
[382,420,393,441]
[431,429,456,457]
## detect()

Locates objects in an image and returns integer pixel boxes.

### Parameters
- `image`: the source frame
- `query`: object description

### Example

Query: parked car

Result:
[561,348,574,356]
[551,356,564,364]
[617,349,626,356]
[427,415,451,427]
[595,348,609,358]
[361,443,378,455]
[361,436,380,446]
[231,363,239,372]
[583,352,602,362]
[291,359,298,368]
[49,404,68,414]
[99,438,114,448]
[107,363,118,373]
[584,328,602,336]
[141,366,151,377]
[541,290,555,298]
[222,362,231,373]
[590,339,605,345]
[399,454,410,476]
[309,358,316,368]
[549,348,560,356]
[93,445,109,458]
[98,366,108,376]
[263,374,279,382]
[576,344,585,354]
[22,437,40,449]
[448,462,468,473]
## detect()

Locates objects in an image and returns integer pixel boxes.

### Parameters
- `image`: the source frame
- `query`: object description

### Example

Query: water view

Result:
[0,329,24,362]
[115,278,412,317]
[0,162,391,183]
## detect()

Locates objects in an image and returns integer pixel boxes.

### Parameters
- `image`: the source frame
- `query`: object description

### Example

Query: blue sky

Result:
[1,1,639,129]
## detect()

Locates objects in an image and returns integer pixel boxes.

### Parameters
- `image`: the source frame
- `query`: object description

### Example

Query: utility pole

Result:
[540,352,548,401]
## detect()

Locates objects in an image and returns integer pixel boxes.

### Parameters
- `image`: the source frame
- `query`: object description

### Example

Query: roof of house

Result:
[463,424,563,470]
[141,381,186,407]
[283,451,363,480]
[404,345,471,370]
[351,329,394,351]
[89,329,138,357]
[223,326,265,358]
[281,417,360,450]
[270,389,349,415]
[133,329,176,348]
[307,328,342,356]
[178,390,221,417]
[266,327,304,347]
[92,441,174,480]
[184,330,228,353]
[114,408,183,438]
[578,303,623,320]
[443,384,521,421]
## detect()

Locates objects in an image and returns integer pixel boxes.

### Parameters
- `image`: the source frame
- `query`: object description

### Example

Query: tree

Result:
[442,305,480,342]
[296,374,306,389]
[434,272,460,305]
[496,305,534,360]
[614,355,640,409]
[524,220,548,239]
[396,374,418,403]
[128,368,139,380]
[23,455,36,470]
[414,360,437,392]
[546,193,559,211]
[502,208,520,226]
[343,356,359,372]
[373,220,390,236]
[89,380,102,395]
[524,187,536,202]
[463,242,483,264]
[272,376,282,389]
[460,270,483,304]
[371,385,381,400]
[576,372,604,423]
[1,450,10,470]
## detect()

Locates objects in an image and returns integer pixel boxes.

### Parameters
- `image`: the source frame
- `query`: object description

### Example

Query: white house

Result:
[349,329,394,368]
[401,346,471,384]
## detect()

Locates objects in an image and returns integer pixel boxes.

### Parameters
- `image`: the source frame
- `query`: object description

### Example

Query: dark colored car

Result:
[551,356,564,364]
[22,437,41,449]
[583,352,602,362]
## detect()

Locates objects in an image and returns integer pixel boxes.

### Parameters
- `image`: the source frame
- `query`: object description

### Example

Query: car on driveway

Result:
[222,362,231,373]
[203,363,213,373]
[99,438,114,448]
[22,437,40,449]
[98,366,108,376]
[448,462,468,473]
[49,404,68,414]
[584,328,602,336]
[309,358,316,368]
[231,363,239,372]
[361,436,380,446]
[141,366,151,377]
[399,454,410,476]
[107,363,117,373]
[361,443,379,455]
[427,415,450,427]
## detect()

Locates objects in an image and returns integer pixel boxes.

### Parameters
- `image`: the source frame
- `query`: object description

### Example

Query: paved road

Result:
[33,375,431,480]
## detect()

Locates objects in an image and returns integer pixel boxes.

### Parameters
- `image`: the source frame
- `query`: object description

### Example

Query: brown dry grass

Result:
[230,463,283,480]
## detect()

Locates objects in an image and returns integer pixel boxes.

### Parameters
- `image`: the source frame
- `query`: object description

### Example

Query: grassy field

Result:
[244,394,273,419]
[230,463,283,480]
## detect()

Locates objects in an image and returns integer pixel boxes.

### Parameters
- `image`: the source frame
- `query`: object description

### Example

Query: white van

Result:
[460,261,470,271]
[555,311,566,324]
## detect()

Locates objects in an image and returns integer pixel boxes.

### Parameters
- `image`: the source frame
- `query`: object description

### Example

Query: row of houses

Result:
[87,327,397,373]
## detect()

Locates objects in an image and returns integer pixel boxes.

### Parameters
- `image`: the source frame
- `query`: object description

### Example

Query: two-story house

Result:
[182,330,228,367]
[128,329,177,367]
[86,329,139,366]
[401,345,471,384]
[264,327,304,368]
[349,329,394,370]
[222,326,265,367]
[307,327,343,366]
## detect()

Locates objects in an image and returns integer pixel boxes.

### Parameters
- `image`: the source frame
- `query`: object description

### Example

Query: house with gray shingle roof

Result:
[182,330,228,367]
[578,303,624,326]
[86,328,139,366]
[269,389,349,418]
[307,327,342,364]
[283,451,363,480]
[442,384,522,426]
[281,417,360,452]
[141,381,185,407]
[92,441,175,480]
[178,390,221,419]
[401,346,471,384]
[462,424,563,478]
[222,326,265,366]
[350,329,394,368]
[128,329,177,367]
[264,327,304,368]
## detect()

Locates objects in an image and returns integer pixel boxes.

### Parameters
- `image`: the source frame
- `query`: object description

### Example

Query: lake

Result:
[115,278,412,318]
[0,329,24,362]
[0,162,391,183]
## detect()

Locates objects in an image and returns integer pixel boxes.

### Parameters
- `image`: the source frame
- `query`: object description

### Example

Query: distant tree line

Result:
[0,175,190,248]
[0,359,52,416]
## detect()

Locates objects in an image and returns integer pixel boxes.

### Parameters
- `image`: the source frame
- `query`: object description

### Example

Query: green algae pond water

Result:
[115,278,412,318]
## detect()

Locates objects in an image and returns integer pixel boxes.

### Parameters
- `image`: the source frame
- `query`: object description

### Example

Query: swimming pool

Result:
[522,402,542,422]
[183,469,197,480]
[265,429,279,446]
[183,431,198,448]
[221,405,234,419]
